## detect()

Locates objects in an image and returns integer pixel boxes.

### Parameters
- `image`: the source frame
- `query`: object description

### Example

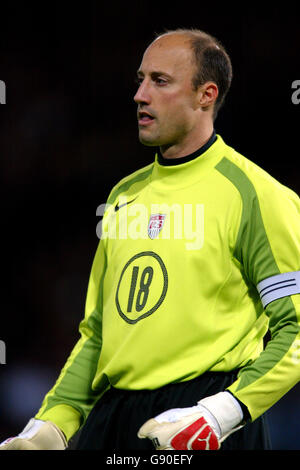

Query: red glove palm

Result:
[169,415,220,450]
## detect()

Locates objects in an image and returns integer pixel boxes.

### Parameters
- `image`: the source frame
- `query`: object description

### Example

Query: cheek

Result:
[161,91,183,111]
[162,96,194,130]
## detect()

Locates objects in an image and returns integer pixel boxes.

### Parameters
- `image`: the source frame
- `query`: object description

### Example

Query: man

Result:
[1,28,300,451]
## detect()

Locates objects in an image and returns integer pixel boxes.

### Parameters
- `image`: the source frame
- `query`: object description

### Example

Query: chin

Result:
[138,133,160,147]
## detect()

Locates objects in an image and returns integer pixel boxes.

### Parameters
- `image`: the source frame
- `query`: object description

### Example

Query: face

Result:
[134,34,201,156]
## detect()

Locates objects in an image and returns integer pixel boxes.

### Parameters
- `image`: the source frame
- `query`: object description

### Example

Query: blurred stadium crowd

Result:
[0,2,299,450]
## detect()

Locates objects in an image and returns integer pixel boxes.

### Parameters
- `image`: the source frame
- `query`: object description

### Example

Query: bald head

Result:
[149,30,193,50]
[149,28,233,120]
[144,31,195,72]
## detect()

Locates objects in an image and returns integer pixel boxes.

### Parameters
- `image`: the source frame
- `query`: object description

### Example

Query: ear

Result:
[197,82,219,110]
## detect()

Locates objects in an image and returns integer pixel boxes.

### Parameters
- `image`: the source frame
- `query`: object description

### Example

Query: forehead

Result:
[138,34,194,76]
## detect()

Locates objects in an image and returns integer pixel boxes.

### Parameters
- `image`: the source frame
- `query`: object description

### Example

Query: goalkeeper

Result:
[1,28,300,451]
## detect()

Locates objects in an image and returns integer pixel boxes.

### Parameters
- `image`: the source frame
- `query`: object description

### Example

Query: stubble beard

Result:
[138,127,161,147]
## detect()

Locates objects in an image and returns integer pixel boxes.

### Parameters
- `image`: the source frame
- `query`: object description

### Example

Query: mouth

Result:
[138,110,155,126]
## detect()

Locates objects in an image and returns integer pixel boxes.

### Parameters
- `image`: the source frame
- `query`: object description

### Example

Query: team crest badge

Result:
[148,214,166,239]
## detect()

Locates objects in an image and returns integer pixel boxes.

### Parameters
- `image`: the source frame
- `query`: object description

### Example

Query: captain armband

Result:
[257,271,300,308]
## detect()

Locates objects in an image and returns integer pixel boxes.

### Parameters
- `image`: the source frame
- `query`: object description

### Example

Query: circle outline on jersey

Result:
[115,251,168,324]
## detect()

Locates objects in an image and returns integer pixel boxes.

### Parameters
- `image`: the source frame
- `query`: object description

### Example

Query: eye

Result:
[135,76,143,86]
[155,77,167,86]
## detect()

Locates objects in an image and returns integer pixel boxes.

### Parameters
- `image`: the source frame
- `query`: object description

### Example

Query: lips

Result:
[138,110,155,126]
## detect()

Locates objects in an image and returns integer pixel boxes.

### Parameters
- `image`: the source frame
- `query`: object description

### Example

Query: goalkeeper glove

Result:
[138,391,244,450]
[0,418,67,450]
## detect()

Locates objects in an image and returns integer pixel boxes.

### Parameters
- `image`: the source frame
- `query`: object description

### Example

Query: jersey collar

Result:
[157,130,217,166]
[151,133,226,190]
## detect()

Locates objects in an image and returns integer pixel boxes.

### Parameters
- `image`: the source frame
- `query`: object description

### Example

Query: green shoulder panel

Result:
[107,164,154,206]
[215,157,279,284]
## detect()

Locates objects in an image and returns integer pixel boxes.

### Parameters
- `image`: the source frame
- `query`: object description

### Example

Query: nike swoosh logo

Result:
[114,197,137,212]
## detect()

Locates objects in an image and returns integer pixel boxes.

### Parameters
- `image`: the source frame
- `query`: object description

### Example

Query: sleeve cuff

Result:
[35,404,82,441]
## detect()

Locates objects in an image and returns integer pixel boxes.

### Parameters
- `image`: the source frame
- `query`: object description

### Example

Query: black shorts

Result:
[75,371,271,450]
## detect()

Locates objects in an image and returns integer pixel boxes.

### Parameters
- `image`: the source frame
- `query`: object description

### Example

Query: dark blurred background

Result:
[0,1,299,450]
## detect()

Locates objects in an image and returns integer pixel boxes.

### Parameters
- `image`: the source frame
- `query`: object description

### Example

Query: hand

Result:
[138,391,244,450]
[138,406,220,450]
[0,418,67,450]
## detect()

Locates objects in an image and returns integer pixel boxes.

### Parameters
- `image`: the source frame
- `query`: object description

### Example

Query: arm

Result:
[34,236,109,441]
[1,237,109,450]
[226,176,300,420]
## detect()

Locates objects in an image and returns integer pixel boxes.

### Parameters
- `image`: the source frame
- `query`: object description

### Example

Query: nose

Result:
[134,79,151,105]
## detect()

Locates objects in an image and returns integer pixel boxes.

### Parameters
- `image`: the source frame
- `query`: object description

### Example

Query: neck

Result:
[159,122,214,159]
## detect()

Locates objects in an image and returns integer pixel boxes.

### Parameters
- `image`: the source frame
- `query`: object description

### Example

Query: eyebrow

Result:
[137,70,173,80]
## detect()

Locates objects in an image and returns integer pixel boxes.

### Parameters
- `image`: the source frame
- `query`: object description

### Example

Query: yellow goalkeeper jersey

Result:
[36,134,300,440]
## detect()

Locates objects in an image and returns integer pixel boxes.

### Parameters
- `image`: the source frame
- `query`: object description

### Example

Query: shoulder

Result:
[106,162,154,206]
[216,139,299,209]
